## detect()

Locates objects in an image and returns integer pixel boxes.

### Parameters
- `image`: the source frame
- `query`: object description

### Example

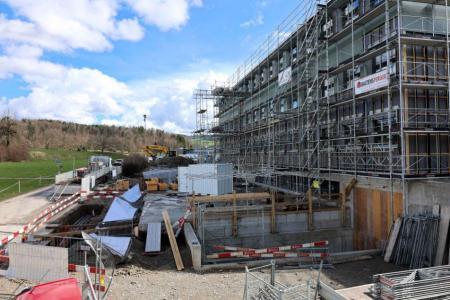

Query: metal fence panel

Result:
[6,243,68,282]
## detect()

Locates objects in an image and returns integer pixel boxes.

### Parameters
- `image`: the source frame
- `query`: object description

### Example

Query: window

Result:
[261,106,267,119]
[253,109,259,122]
[292,47,298,62]
[269,99,274,116]
[292,98,299,109]
[280,98,286,113]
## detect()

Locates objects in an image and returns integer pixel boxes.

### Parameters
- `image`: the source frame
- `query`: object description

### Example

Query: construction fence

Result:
[0,233,116,300]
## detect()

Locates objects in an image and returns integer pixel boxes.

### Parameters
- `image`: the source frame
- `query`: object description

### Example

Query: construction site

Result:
[2,0,450,299]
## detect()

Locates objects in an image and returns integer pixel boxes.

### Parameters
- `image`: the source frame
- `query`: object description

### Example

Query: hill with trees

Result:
[0,115,191,162]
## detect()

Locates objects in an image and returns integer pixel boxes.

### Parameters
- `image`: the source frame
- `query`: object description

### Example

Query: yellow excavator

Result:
[143,145,176,160]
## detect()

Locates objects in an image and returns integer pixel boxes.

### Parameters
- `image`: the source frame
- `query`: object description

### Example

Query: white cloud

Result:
[125,0,201,31]
[241,12,264,28]
[1,53,229,134]
[3,61,129,124]
[0,55,65,80]
[112,18,144,41]
[0,0,142,53]
[0,0,215,134]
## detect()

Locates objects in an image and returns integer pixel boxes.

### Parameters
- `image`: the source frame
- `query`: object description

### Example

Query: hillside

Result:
[0,117,191,162]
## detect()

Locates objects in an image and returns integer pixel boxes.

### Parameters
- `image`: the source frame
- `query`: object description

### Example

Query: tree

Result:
[0,114,17,147]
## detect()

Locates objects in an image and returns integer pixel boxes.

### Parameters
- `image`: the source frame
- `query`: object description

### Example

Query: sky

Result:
[0,0,299,134]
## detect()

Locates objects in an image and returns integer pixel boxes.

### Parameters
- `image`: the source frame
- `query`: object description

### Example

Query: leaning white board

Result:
[145,223,162,252]
[384,218,402,263]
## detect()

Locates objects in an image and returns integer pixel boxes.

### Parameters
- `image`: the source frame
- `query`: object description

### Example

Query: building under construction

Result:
[194,0,450,250]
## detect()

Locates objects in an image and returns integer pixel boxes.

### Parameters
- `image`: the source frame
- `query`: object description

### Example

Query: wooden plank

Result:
[340,192,346,226]
[162,210,184,271]
[232,191,237,237]
[192,193,196,230]
[307,188,314,231]
[434,206,450,266]
[344,178,357,195]
[372,190,381,248]
[393,193,404,218]
[341,178,357,227]
[271,191,276,233]
[188,192,270,204]
[384,218,402,263]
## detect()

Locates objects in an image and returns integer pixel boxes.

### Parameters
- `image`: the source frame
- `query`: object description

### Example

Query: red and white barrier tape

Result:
[207,251,329,259]
[28,196,81,234]
[213,240,329,254]
[0,193,81,248]
[68,263,106,275]
[173,208,191,237]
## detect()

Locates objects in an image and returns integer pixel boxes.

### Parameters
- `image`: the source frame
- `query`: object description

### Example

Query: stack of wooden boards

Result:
[146,178,178,192]
[115,179,130,191]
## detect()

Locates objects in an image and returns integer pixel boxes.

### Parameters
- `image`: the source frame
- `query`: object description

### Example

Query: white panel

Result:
[81,177,91,192]
[90,176,96,189]
[178,167,189,193]
[183,163,233,195]
[145,223,161,252]
[278,66,292,87]
[7,243,68,282]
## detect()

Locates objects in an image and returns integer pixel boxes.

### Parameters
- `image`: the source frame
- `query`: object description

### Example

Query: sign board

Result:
[355,70,389,95]
[278,66,292,87]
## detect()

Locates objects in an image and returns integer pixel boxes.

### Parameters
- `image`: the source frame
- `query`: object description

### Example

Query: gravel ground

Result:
[0,237,404,300]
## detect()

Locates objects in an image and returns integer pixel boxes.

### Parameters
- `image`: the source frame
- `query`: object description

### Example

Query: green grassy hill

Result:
[0,148,124,200]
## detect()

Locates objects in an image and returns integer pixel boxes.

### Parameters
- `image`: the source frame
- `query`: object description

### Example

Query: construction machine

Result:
[143,145,176,160]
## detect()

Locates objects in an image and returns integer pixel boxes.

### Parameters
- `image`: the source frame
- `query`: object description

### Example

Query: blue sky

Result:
[0,0,298,133]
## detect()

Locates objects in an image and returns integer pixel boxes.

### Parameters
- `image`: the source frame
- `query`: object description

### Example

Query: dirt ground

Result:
[0,190,405,299]
[0,238,405,300]
[106,240,404,300]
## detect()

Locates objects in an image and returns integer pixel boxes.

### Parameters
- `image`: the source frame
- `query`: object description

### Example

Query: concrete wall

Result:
[407,179,450,214]
[199,209,352,254]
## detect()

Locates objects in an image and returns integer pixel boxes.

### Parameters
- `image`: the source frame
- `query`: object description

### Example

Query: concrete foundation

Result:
[407,179,450,214]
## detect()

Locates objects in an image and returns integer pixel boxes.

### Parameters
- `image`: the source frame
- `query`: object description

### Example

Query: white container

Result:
[178,167,189,193]
[178,163,233,195]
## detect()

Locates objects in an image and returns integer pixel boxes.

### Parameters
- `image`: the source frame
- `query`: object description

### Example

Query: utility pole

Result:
[143,114,147,131]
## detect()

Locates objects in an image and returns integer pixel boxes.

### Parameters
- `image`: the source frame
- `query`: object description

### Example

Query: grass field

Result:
[0,149,124,201]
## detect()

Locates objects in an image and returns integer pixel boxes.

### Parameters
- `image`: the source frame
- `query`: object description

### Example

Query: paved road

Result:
[0,186,53,237]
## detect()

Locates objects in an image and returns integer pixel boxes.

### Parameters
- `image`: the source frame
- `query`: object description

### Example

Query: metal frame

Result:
[194,0,450,216]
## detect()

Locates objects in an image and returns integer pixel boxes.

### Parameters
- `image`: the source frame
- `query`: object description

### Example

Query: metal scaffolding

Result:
[194,0,450,217]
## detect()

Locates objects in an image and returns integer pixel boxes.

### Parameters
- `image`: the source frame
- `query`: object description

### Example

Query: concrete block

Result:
[184,223,202,272]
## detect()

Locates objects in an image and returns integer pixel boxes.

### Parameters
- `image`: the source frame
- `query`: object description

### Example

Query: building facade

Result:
[195,0,450,248]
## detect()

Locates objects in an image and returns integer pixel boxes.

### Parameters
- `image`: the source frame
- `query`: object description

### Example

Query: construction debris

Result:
[372,265,450,299]
[243,260,319,300]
